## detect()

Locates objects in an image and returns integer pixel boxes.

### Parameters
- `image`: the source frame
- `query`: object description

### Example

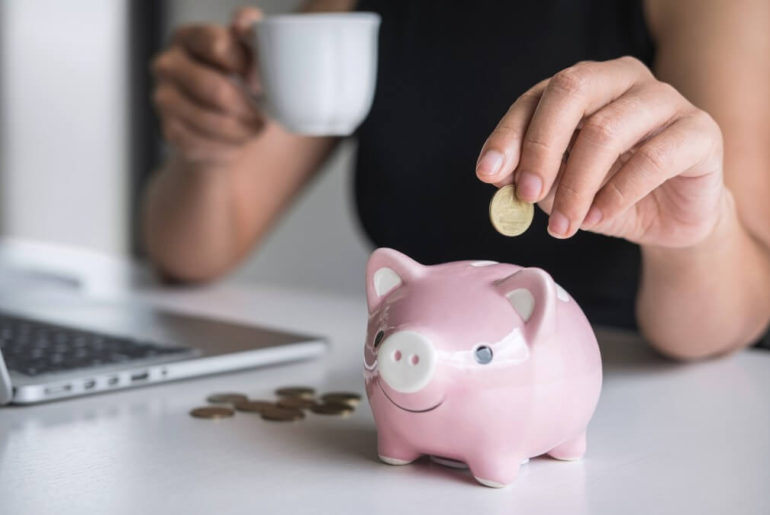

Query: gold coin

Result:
[320,392,362,407]
[310,401,354,416]
[275,386,315,399]
[234,400,275,414]
[489,184,534,237]
[277,397,317,410]
[190,406,235,419]
[206,392,248,405]
[260,406,305,422]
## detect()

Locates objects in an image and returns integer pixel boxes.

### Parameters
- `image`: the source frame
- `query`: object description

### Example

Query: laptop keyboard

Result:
[0,312,191,377]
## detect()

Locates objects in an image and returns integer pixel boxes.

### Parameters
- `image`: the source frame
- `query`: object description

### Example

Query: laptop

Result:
[0,245,327,406]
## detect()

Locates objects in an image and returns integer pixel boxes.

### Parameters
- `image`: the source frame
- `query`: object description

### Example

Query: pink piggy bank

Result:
[363,248,602,487]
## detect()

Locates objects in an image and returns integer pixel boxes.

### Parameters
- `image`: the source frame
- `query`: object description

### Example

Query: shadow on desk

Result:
[301,420,494,487]
[595,327,680,377]
[294,420,478,486]
[302,419,590,490]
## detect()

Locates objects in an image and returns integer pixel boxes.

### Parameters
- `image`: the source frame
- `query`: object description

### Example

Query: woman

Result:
[144,0,770,359]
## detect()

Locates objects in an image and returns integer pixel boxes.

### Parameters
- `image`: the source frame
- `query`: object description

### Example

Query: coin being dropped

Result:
[320,392,362,407]
[489,184,534,237]
[310,401,354,416]
[277,397,317,410]
[234,400,275,414]
[206,392,248,405]
[261,406,305,422]
[275,386,315,399]
[190,406,235,419]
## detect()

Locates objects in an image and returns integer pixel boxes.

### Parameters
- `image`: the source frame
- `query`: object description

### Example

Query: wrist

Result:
[169,151,236,174]
[640,188,736,268]
[161,151,244,193]
[636,186,770,359]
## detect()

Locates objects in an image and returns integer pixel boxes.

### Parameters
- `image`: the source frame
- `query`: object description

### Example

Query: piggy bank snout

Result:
[378,331,437,393]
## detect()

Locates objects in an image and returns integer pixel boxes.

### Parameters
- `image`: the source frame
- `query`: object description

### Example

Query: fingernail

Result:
[516,172,542,202]
[476,150,504,178]
[548,210,570,238]
[582,206,602,228]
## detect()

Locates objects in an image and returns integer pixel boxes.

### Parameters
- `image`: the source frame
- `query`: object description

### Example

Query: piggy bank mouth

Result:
[377,379,444,413]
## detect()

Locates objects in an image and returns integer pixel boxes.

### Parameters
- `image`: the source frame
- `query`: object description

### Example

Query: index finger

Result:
[231,6,263,41]
[515,57,650,203]
[476,79,548,187]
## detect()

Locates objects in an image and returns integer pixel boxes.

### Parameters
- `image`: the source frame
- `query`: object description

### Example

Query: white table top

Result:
[1,251,769,514]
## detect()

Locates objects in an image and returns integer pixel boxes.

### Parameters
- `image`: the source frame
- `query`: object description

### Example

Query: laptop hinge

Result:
[0,351,12,404]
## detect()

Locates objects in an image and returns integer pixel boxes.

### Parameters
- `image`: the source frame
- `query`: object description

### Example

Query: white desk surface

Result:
[1,278,769,515]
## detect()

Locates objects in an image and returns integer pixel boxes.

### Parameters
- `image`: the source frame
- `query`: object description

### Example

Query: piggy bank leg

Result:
[377,435,421,465]
[468,454,522,488]
[547,432,587,461]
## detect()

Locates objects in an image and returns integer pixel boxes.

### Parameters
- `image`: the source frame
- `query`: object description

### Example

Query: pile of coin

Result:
[489,184,534,237]
[189,386,361,423]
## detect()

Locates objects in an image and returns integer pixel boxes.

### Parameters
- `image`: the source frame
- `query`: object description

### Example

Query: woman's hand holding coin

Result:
[477,56,727,250]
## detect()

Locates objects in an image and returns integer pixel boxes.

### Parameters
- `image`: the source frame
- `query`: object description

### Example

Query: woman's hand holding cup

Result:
[152,7,265,166]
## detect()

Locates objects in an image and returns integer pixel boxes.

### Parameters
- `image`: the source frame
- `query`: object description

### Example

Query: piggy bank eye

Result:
[474,345,493,364]
[373,330,385,348]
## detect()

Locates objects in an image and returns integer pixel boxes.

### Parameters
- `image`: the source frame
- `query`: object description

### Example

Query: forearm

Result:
[142,156,244,281]
[636,190,770,359]
[142,122,338,281]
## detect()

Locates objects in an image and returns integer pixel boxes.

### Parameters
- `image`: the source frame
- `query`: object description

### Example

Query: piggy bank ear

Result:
[366,248,425,313]
[496,268,557,343]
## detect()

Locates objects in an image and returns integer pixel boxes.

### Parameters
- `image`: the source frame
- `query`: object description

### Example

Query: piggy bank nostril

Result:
[393,350,402,361]
[410,354,420,366]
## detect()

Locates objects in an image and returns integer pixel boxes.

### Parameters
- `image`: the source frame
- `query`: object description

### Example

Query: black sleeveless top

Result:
[354,0,655,329]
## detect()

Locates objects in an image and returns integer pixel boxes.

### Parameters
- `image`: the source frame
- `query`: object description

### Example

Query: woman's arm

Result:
[635,0,770,358]
[475,1,770,360]
[142,1,353,282]
[142,125,337,281]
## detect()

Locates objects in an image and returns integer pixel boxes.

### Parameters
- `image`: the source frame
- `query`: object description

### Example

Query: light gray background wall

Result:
[0,0,370,294]
[0,0,129,255]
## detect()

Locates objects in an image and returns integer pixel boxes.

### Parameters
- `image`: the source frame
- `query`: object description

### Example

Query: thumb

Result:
[231,6,263,43]
[230,7,264,94]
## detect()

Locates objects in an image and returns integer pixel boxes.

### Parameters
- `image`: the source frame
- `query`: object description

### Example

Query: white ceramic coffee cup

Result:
[250,12,381,136]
